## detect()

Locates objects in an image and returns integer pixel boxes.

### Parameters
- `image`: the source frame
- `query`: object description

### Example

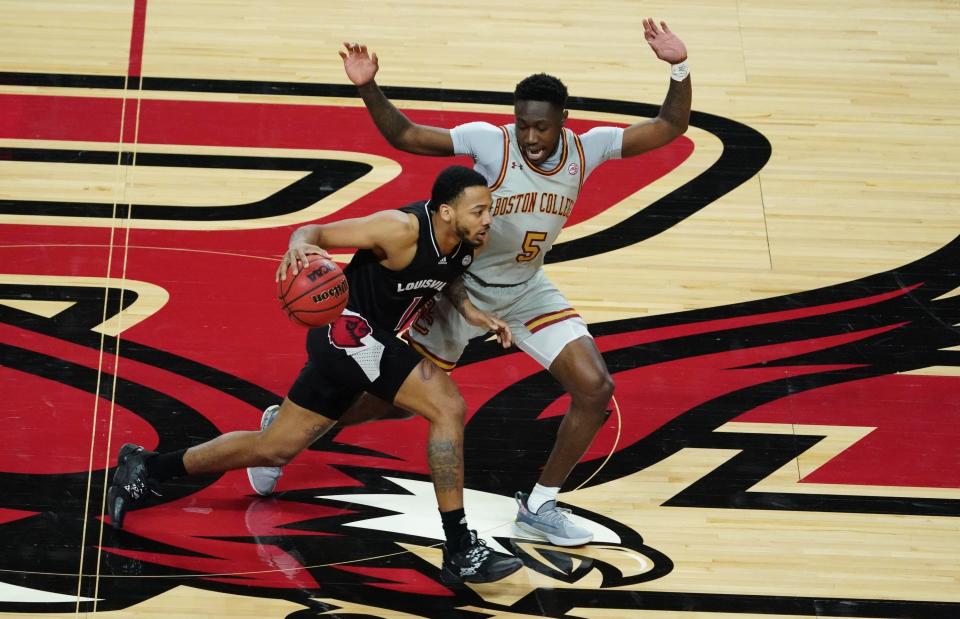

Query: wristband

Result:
[670,60,689,82]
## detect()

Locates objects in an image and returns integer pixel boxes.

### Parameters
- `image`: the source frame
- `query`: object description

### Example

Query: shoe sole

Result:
[439,558,523,585]
[107,485,125,529]
[514,520,593,547]
[439,566,465,586]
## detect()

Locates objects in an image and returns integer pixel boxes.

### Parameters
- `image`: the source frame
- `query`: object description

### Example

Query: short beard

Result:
[456,223,484,248]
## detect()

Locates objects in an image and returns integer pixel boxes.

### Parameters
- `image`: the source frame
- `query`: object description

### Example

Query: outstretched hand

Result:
[339,42,379,87]
[643,18,687,64]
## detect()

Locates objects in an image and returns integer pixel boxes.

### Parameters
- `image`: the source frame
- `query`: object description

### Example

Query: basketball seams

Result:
[278,258,349,327]
[277,268,297,301]
[287,296,348,327]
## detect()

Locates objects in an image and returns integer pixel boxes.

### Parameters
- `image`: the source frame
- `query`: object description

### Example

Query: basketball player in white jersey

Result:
[340,18,691,546]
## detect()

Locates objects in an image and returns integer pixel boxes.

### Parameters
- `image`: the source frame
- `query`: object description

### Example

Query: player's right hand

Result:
[339,42,379,87]
[276,244,331,281]
[462,306,513,349]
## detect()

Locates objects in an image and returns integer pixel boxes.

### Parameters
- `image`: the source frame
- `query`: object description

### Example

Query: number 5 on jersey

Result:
[517,231,548,263]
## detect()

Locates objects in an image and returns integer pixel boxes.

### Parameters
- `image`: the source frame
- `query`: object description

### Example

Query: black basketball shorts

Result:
[286,309,422,419]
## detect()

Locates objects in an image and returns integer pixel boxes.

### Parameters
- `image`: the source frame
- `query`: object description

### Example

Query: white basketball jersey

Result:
[469,125,585,286]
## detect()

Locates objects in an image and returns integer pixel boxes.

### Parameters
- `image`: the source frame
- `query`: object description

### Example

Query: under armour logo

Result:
[511,161,523,170]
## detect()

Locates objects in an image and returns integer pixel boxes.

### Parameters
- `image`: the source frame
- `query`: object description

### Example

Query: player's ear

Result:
[439,203,453,223]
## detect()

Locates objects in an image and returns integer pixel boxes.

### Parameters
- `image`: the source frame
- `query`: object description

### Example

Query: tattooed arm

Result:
[443,277,512,348]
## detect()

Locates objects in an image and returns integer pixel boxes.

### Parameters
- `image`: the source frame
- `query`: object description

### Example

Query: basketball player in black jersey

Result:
[107,166,523,584]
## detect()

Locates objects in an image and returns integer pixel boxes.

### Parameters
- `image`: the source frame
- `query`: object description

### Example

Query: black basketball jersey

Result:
[343,201,474,332]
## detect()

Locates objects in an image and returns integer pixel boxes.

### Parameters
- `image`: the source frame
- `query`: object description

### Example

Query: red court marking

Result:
[335,565,454,596]
[122,99,140,146]
[0,508,39,525]
[127,0,148,79]
[740,373,960,489]
[0,366,157,475]
[578,330,877,463]
[592,285,921,352]
[121,0,148,144]
[0,93,693,236]
[0,96,123,142]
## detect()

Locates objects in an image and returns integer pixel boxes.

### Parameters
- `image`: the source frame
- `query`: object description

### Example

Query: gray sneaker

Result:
[246,405,282,496]
[514,491,594,547]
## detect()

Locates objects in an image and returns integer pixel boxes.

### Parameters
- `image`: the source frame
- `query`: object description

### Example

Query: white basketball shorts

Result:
[405,268,591,370]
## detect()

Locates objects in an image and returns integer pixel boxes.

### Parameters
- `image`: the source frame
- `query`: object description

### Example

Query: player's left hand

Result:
[643,18,687,64]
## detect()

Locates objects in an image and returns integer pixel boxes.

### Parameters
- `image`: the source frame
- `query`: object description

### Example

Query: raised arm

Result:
[340,42,455,156]
[277,210,417,281]
[620,19,692,158]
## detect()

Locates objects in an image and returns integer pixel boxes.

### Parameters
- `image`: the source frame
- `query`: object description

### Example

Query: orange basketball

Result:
[278,256,349,327]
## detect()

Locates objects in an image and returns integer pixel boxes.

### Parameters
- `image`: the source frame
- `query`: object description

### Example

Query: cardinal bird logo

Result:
[328,313,372,348]
[2,74,957,619]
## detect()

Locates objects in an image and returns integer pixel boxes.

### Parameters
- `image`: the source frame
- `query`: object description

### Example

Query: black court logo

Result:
[2,72,957,619]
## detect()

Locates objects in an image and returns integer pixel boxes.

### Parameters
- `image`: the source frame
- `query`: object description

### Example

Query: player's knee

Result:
[597,373,615,402]
[427,393,467,427]
[446,394,468,426]
[572,370,615,411]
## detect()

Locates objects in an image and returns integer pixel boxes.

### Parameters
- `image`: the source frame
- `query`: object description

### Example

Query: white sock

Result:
[527,483,560,513]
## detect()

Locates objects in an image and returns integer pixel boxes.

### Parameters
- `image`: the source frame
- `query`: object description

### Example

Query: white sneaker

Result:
[247,405,282,496]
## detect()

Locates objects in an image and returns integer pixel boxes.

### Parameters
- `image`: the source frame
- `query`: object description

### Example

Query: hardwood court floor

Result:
[0,1,958,617]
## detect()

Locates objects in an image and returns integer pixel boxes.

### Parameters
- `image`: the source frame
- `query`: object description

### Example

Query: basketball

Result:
[278,256,349,327]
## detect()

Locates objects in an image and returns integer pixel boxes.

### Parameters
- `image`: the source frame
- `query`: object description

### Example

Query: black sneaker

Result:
[107,443,160,529]
[440,530,522,585]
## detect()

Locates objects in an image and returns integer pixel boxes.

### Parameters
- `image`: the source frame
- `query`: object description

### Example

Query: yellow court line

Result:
[92,73,148,610]
[73,62,138,616]
[0,243,355,265]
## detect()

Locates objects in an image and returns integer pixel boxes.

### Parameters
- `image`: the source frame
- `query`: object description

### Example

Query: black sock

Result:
[145,449,187,482]
[440,508,469,553]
